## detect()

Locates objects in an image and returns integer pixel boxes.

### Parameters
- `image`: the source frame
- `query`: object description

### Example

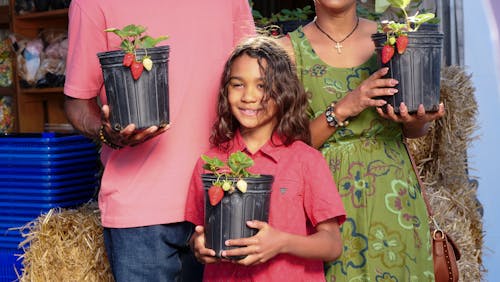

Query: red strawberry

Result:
[208,185,224,206]
[122,53,135,67]
[381,45,395,64]
[396,35,409,54]
[130,60,144,80]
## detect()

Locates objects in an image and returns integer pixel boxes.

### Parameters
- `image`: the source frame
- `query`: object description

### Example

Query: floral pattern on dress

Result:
[338,162,378,208]
[369,222,407,268]
[328,218,368,275]
[385,179,421,229]
[375,271,399,282]
[346,67,373,91]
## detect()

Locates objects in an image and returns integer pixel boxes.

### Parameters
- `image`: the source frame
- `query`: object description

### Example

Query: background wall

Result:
[464,0,500,280]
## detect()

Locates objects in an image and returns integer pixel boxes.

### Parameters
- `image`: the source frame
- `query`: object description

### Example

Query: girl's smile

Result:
[228,54,277,139]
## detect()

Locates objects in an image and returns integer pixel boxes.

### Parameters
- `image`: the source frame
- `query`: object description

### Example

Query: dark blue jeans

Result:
[103,222,203,282]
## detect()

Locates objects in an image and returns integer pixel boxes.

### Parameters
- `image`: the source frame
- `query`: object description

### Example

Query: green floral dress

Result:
[289,27,435,282]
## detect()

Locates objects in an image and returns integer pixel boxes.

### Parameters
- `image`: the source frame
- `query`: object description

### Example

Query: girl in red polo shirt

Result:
[185,36,346,282]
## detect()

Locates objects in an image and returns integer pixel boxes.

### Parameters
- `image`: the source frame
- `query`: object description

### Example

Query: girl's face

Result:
[228,54,278,137]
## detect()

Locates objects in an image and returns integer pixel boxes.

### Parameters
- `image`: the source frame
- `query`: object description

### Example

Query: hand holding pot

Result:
[221,220,285,266]
[376,102,445,138]
[335,67,398,121]
[101,104,169,148]
[190,225,220,264]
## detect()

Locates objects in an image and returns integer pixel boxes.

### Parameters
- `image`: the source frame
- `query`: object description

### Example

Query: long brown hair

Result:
[210,36,310,151]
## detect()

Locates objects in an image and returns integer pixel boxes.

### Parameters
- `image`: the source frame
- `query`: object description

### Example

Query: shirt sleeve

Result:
[303,150,346,227]
[185,158,206,226]
[232,0,256,45]
[64,0,106,99]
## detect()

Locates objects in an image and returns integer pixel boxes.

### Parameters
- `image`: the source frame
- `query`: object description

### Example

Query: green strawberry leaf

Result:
[202,155,225,172]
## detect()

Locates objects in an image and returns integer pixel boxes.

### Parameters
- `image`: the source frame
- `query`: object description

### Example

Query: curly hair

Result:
[210,36,311,151]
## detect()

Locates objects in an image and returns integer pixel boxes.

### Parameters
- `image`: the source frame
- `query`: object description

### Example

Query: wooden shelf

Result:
[0,5,9,26]
[0,87,15,96]
[8,0,70,132]
[14,8,68,21]
[19,87,64,94]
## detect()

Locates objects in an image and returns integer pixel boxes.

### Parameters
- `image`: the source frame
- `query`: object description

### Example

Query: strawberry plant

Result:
[202,151,259,206]
[375,0,437,62]
[105,24,168,80]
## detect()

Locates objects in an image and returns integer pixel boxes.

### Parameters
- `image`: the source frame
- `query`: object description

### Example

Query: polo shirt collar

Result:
[233,130,284,163]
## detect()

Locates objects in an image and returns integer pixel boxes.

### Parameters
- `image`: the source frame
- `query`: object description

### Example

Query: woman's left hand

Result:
[377,102,445,138]
[221,220,285,266]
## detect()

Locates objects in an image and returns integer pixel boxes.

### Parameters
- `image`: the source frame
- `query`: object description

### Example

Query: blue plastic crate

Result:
[0,132,93,147]
[0,148,99,161]
[0,198,95,217]
[0,141,96,154]
[0,177,98,189]
[0,162,98,175]
[0,133,99,169]
[0,189,95,204]
[0,155,99,168]
[0,183,97,196]
[0,236,23,249]
[0,248,23,281]
[0,169,98,182]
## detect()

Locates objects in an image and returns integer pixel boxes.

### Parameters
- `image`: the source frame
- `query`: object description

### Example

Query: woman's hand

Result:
[335,67,398,121]
[100,104,170,148]
[222,220,285,266]
[376,102,445,138]
[190,225,220,264]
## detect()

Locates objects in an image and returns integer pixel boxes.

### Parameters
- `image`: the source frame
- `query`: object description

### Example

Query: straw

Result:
[408,65,484,281]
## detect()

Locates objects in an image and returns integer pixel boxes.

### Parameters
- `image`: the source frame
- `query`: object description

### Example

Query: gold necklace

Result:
[314,17,360,54]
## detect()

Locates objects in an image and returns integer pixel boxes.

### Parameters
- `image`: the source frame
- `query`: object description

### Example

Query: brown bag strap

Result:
[402,139,433,217]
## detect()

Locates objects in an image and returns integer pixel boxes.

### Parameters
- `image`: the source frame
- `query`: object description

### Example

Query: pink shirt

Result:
[185,132,346,282]
[64,0,255,228]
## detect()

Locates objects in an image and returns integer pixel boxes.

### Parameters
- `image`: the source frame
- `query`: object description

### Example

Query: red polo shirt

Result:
[186,132,346,282]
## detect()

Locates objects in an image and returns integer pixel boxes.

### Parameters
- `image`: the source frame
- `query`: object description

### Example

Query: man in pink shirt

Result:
[63,0,255,281]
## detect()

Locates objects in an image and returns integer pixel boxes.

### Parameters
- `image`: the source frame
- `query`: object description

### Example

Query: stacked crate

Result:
[0,133,100,281]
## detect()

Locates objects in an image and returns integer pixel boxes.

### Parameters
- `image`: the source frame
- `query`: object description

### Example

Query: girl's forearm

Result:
[281,221,342,262]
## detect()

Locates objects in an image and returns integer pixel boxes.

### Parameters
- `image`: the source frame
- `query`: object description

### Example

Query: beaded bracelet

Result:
[325,102,349,128]
[99,125,123,150]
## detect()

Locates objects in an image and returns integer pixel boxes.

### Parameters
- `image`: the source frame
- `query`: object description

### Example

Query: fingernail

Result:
[390,88,398,94]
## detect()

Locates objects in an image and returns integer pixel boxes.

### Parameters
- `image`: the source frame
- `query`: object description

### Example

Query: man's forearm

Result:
[64,95,102,139]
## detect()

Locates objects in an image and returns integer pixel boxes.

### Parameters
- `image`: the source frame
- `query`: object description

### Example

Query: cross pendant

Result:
[334,42,343,54]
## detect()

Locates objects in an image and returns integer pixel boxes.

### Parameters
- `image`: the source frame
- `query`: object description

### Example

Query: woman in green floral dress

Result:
[278,0,445,281]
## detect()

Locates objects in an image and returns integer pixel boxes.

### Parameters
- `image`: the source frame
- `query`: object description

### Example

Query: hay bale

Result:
[17,201,114,282]
[408,65,484,281]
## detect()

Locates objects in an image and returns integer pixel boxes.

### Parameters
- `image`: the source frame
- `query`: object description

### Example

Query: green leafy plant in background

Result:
[249,1,314,26]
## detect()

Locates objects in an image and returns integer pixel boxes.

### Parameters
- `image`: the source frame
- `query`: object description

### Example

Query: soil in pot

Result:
[202,174,274,260]
[97,46,170,131]
[372,24,444,114]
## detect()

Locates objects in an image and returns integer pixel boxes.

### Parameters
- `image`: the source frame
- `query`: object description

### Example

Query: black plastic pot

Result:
[97,46,170,131]
[372,24,444,114]
[202,174,274,260]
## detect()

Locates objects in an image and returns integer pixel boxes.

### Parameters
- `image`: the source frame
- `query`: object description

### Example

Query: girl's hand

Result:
[335,67,398,121]
[376,102,445,138]
[101,104,170,148]
[190,225,219,264]
[221,220,285,266]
